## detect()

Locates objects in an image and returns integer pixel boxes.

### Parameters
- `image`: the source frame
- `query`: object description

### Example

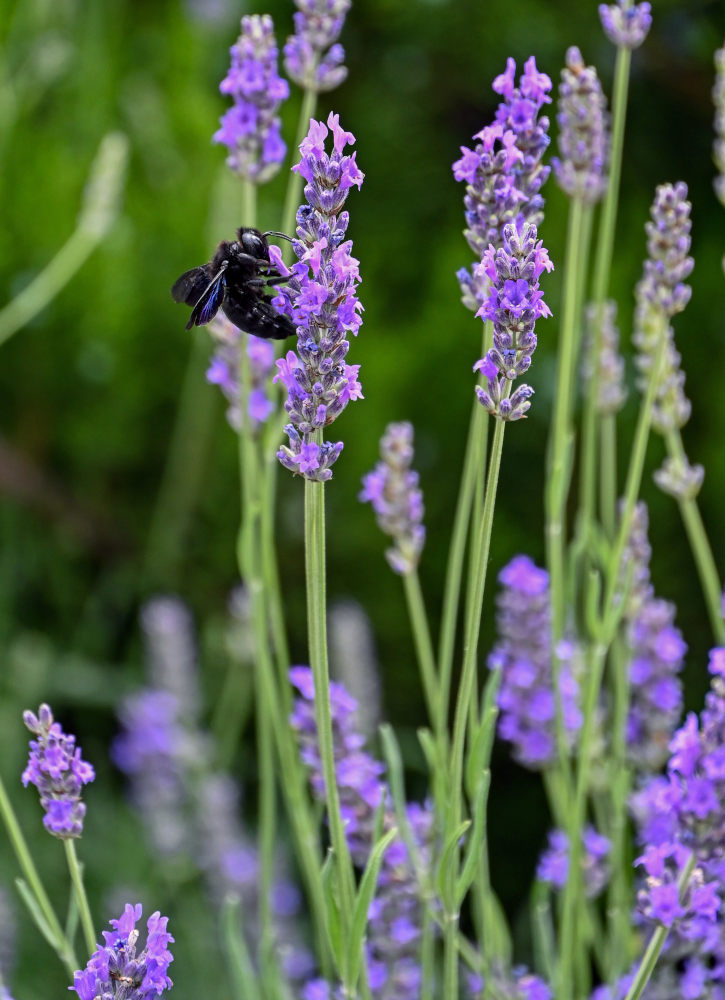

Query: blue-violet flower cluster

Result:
[22,703,95,839]
[487,555,582,768]
[213,14,288,183]
[359,422,425,575]
[453,56,552,312]
[552,46,609,205]
[272,112,364,480]
[284,0,350,92]
[473,223,553,420]
[598,1,652,49]
[207,315,276,432]
[537,827,611,899]
[71,903,174,1000]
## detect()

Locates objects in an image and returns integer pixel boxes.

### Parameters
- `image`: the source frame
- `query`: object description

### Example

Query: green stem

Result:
[0,133,128,348]
[621,854,696,1000]
[63,839,96,957]
[0,773,77,973]
[144,327,218,585]
[443,415,506,1000]
[665,429,725,644]
[304,468,357,982]
[593,45,632,537]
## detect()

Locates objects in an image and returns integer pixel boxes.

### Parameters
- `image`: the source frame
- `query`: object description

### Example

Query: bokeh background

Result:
[1,0,725,996]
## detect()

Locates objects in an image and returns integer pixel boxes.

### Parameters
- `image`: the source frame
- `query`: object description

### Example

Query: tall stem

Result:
[665,429,725,644]
[304,466,357,983]
[281,87,317,251]
[0,773,78,974]
[64,839,96,957]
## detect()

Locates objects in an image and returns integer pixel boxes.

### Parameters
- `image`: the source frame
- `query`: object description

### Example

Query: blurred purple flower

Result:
[22,704,94,839]
[206,315,276,432]
[360,422,425,575]
[487,555,582,768]
[552,46,609,204]
[213,14,288,182]
[537,826,611,899]
[284,0,350,92]
[599,1,652,49]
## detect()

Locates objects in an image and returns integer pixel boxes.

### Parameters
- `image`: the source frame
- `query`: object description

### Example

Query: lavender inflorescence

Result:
[206,315,276,432]
[453,56,552,313]
[552,46,609,205]
[487,555,582,768]
[714,43,725,208]
[359,422,425,575]
[582,301,627,414]
[22,703,95,839]
[633,183,694,432]
[537,826,611,899]
[598,0,652,49]
[213,14,288,183]
[272,112,364,480]
[473,223,553,420]
[284,0,350,92]
[71,903,174,1000]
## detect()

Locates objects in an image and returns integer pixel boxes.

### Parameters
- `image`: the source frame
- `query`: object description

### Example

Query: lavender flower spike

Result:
[581,301,627,415]
[599,1,652,49]
[453,56,552,312]
[714,44,725,208]
[552,47,609,205]
[22,704,95,839]
[488,555,582,768]
[206,314,276,432]
[360,422,425,575]
[272,112,364,480]
[213,14,288,183]
[474,222,553,421]
[284,0,351,93]
[71,903,174,1000]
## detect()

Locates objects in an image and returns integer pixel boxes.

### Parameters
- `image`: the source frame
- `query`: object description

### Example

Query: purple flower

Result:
[213,14,288,182]
[206,315,276,432]
[466,965,552,1000]
[70,903,174,1000]
[473,223,553,420]
[453,56,551,313]
[22,704,94,839]
[714,45,725,208]
[581,300,627,415]
[360,422,425,575]
[537,826,611,898]
[487,556,582,769]
[599,1,652,49]
[273,113,364,481]
[552,47,609,205]
[633,183,694,450]
[284,0,350,92]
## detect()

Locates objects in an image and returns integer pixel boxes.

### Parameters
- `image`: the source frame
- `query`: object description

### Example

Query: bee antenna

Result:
[263,230,294,243]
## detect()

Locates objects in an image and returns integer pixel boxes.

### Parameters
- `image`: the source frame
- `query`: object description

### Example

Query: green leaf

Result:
[456,770,490,906]
[221,895,259,1000]
[321,849,343,973]
[437,819,470,907]
[346,826,399,990]
[15,877,58,951]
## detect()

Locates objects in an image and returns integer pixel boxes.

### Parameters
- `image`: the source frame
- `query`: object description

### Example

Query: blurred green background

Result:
[1,0,725,996]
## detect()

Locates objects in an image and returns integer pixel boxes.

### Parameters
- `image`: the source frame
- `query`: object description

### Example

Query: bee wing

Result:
[186,264,228,330]
[171,266,210,305]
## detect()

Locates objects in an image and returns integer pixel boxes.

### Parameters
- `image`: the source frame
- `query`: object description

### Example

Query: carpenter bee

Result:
[171,227,295,340]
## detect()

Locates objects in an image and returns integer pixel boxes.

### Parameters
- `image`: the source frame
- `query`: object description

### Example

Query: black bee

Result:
[171,227,296,340]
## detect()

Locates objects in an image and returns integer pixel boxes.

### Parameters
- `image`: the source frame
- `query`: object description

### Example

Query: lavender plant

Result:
[6,8,725,1000]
